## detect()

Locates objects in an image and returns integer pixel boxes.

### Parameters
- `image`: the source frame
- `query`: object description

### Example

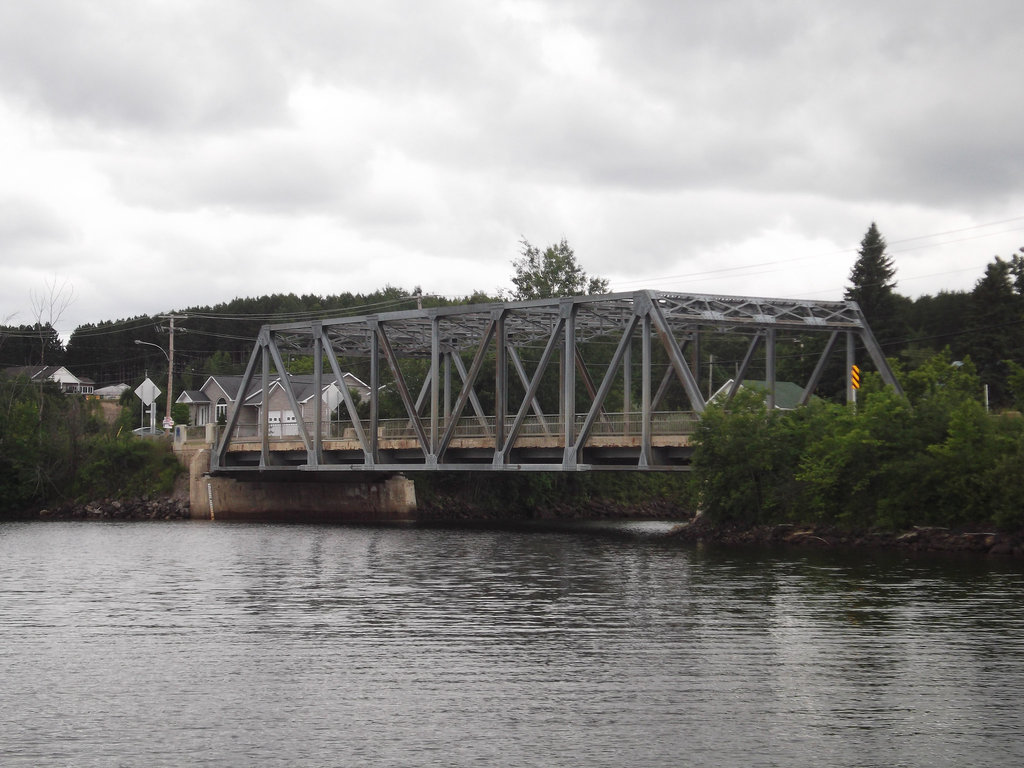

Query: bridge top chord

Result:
[268,290,867,359]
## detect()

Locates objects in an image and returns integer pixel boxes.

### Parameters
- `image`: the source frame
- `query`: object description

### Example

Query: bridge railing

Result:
[330,411,699,442]
[204,410,699,447]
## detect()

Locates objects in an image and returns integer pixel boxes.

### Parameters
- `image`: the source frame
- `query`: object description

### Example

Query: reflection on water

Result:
[1,521,1022,767]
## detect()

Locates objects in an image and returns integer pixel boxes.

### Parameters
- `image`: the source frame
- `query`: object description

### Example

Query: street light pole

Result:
[153,314,186,429]
[165,315,176,426]
[135,333,181,429]
[135,316,186,430]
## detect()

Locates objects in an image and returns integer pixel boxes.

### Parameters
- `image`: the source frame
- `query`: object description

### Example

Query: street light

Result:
[134,338,168,361]
[135,339,173,428]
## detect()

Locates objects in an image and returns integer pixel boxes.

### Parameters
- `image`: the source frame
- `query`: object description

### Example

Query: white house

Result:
[176,372,370,434]
[3,365,95,394]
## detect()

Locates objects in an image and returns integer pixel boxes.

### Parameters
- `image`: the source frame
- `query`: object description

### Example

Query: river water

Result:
[2,521,1022,767]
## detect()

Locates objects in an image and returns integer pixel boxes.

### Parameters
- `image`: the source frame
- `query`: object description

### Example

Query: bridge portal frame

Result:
[211,290,900,474]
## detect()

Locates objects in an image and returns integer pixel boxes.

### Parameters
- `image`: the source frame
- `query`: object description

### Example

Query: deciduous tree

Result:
[509,238,608,300]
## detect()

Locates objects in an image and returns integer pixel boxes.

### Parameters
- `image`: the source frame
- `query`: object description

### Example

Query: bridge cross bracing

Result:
[211,290,901,474]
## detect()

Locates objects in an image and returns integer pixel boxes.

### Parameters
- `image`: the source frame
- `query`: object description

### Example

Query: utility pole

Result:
[161,314,187,429]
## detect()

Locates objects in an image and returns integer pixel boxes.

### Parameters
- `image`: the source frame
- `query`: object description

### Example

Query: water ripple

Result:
[1,521,1022,767]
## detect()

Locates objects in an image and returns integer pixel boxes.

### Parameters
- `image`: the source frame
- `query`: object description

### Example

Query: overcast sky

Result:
[2,0,1023,337]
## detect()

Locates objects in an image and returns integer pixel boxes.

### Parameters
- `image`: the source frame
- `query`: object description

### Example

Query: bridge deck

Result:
[217,412,695,472]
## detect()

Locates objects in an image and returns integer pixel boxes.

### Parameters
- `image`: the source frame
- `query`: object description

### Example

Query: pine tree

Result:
[969,253,1024,405]
[845,222,899,341]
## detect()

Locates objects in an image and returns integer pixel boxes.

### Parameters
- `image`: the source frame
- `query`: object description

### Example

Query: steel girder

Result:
[211,290,901,474]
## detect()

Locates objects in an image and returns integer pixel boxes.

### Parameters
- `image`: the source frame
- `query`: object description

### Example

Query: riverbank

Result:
[34,496,191,521]
[671,515,1024,557]
[10,491,1024,558]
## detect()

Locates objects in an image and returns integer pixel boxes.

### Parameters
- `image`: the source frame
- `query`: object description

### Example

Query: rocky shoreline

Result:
[670,517,1024,557]
[35,497,191,521]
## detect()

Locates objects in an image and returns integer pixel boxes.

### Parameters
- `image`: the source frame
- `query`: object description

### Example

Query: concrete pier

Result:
[187,449,417,523]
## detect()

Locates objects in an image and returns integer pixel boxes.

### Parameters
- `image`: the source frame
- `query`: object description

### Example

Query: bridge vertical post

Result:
[691,328,701,402]
[494,310,507,455]
[444,352,452,424]
[640,311,652,467]
[623,338,631,437]
[370,322,379,463]
[430,316,440,456]
[312,323,322,468]
[766,328,777,411]
[260,338,270,468]
[562,300,577,468]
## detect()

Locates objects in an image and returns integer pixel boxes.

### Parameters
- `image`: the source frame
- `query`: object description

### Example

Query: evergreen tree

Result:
[845,222,900,344]
[968,252,1024,405]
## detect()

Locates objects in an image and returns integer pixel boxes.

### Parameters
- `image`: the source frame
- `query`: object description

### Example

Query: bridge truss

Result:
[212,290,901,474]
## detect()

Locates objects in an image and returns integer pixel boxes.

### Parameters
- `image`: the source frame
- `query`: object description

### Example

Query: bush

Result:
[73,436,182,500]
[686,352,1024,531]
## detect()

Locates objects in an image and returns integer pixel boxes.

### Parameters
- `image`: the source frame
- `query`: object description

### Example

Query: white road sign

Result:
[135,377,161,406]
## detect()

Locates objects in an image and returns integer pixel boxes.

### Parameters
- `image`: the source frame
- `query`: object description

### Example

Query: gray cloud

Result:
[1,0,1022,337]
[0,0,289,131]
[0,198,72,248]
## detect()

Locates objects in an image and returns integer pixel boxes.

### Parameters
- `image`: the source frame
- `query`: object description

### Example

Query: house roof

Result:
[198,375,262,402]
[242,374,346,406]
[3,365,82,384]
[4,365,63,380]
[94,383,129,399]
[176,389,210,404]
[740,380,809,410]
[709,379,812,410]
[196,371,362,407]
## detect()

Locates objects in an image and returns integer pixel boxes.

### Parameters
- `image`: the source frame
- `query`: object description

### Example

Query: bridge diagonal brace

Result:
[438,317,497,459]
[506,345,551,436]
[449,352,492,434]
[652,338,690,410]
[800,330,840,406]
[572,313,641,462]
[265,332,315,461]
[727,335,762,401]
[649,301,706,413]
[376,324,433,462]
[496,316,565,464]
[413,368,432,415]
[574,348,611,426]
[852,304,905,396]
[212,329,265,470]
[319,327,373,464]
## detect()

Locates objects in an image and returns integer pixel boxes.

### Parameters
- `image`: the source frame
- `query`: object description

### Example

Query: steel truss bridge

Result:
[212,290,901,474]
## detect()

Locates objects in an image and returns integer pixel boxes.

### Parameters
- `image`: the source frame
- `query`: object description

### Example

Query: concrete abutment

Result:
[187,449,417,523]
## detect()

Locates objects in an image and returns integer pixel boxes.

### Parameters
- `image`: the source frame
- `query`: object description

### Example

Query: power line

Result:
[608,218,1024,292]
